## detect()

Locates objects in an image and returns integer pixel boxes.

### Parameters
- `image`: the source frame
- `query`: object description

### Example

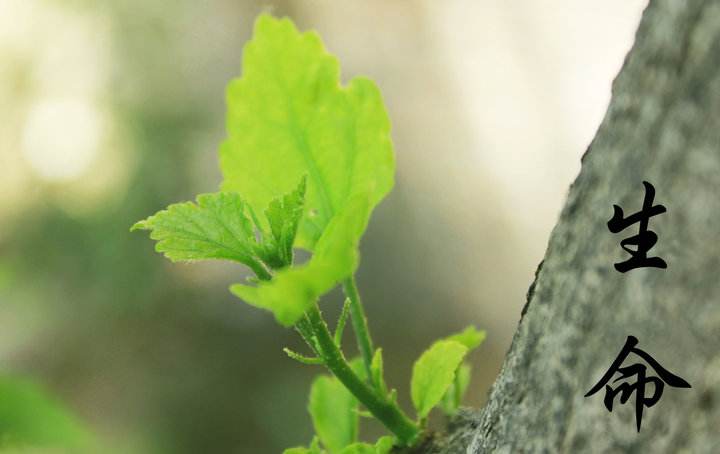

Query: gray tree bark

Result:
[434,0,720,452]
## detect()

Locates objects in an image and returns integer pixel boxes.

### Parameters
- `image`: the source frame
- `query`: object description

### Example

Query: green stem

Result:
[305,305,419,446]
[342,277,374,382]
[249,259,272,281]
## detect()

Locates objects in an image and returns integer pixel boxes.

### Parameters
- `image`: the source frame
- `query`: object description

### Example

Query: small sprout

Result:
[334,298,351,346]
[355,409,374,418]
[133,13,486,452]
[284,348,323,365]
[370,348,388,395]
[388,389,398,405]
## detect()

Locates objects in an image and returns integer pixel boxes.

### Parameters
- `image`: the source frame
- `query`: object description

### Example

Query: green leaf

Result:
[0,376,92,450]
[284,448,312,454]
[256,176,307,269]
[284,437,324,454]
[311,437,325,454]
[374,436,395,454]
[410,340,468,419]
[220,14,394,250]
[349,357,368,382]
[440,363,472,415]
[231,195,369,326]
[339,443,374,454]
[283,445,324,454]
[133,178,306,278]
[131,192,258,265]
[444,326,486,351]
[438,327,483,414]
[308,375,358,453]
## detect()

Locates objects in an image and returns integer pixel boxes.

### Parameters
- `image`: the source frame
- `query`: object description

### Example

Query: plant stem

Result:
[305,304,419,446]
[250,260,272,281]
[342,277,374,381]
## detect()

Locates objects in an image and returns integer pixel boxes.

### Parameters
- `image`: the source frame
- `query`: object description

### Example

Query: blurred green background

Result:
[0,1,647,452]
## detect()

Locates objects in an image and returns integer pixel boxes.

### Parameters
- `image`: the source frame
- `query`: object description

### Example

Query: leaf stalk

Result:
[305,304,419,446]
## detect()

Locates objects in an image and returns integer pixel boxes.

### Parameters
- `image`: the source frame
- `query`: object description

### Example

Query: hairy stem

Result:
[305,304,419,446]
[342,277,374,382]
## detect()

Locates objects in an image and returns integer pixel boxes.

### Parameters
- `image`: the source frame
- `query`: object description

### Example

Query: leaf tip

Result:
[130,219,149,232]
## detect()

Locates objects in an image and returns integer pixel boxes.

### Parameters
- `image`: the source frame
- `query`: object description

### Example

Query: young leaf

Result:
[349,357,368,382]
[410,340,468,419]
[309,375,358,453]
[370,348,387,395]
[131,192,260,268]
[373,436,395,454]
[231,195,369,326]
[133,177,307,279]
[256,176,307,269]
[440,363,472,415]
[283,348,323,365]
[444,326,486,351]
[438,327,483,414]
[334,298,351,346]
[284,437,324,454]
[220,14,395,250]
[339,443,375,454]
[339,436,394,454]
[284,448,313,454]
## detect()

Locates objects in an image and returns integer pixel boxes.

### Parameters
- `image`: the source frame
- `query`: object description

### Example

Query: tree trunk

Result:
[437,0,720,452]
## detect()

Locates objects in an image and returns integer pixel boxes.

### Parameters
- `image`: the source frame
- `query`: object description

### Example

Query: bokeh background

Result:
[0,1,647,452]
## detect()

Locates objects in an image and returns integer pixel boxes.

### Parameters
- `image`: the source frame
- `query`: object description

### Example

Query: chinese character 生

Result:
[607,181,667,272]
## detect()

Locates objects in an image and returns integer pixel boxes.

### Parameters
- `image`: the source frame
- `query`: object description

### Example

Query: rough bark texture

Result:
[436,0,720,452]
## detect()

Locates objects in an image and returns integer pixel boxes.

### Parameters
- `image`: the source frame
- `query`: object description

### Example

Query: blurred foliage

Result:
[0,376,92,451]
[2,1,321,452]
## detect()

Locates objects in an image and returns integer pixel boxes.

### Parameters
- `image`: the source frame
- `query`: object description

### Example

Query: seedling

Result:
[133,15,485,453]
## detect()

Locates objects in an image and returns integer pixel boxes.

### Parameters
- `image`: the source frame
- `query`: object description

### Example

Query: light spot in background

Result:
[0,0,121,216]
[54,129,134,218]
[21,97,105,182]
